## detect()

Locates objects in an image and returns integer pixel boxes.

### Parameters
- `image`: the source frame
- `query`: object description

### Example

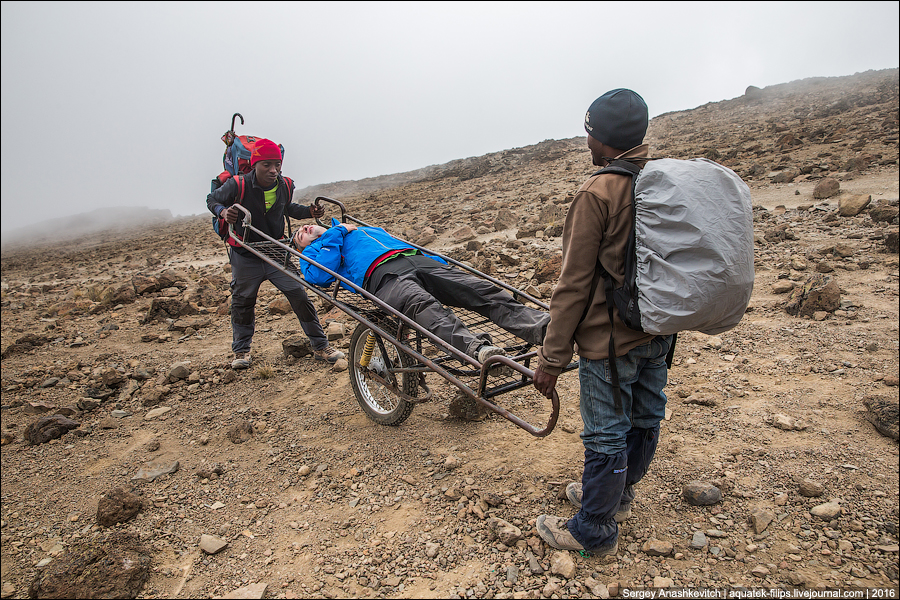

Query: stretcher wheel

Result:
[348,323,417,426]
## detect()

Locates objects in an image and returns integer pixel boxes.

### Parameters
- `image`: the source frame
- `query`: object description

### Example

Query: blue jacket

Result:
[300,218,446,290]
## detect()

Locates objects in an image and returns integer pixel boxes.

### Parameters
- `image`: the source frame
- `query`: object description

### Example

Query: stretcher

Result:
[228,198,577,437]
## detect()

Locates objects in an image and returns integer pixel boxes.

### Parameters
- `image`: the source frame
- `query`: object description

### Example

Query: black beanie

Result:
[584,88,648,150]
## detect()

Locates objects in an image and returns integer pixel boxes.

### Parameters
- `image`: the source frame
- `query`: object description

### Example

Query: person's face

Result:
[587,134,606,167]
[294,224,327,248]
[254,159,282,188]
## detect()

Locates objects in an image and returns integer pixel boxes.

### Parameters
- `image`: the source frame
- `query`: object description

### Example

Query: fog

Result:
[2,1,898,235]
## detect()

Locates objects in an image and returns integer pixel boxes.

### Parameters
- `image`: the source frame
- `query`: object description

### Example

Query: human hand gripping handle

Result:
[310,199,325,220]
[222,205,241,224]
[533,365,558,399]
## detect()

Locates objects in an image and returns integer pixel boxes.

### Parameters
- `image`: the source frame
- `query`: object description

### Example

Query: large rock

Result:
[494,208,518,231]
[863,394,899,441]
[533,255,562,284]
[784,274,841,317]
[24,415,80,445]
[143,297,197,323]
[838,194,871,217]
[28,533,151,599]
[683,481,722,505]
[97,488,143,527]
[870,204,900,224]
[283,336,313,358]
[813,177,840,199]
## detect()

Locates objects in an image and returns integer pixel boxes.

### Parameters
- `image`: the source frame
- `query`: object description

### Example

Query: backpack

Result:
[210,113,292,245]
[212,134,286,189]
[595,157,754,412]
[211,174,294,246]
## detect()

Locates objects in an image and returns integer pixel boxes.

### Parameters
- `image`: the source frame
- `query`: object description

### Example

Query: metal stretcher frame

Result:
[227,197,577,437]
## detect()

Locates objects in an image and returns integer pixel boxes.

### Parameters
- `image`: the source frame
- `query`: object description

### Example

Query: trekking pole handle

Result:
[231,113,244,132]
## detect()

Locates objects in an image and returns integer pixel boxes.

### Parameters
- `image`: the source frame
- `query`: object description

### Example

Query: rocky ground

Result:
[1,69,898,599]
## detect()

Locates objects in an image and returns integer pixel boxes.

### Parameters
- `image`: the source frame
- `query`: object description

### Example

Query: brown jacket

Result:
[538,145,656,375]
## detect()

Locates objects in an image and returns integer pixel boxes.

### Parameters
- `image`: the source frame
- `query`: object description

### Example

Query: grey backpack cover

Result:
[630,157,754,335]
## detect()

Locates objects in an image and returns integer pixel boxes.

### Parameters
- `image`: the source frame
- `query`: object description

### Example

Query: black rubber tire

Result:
[348,322,417,426]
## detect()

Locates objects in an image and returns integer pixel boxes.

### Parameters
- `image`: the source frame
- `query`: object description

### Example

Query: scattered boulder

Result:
[28,533,151,599]
[799,479,826,497]
[448,394,488,421]
[813,177,840,199]
[838,194,871,217]
[784,274,841,317]
[283,336,313,358]
[810,501,842,520]
[24,414,80,445]
[549,551,576,579]
[683,481,722,506]
[96,488,143,527]
[862,394,899,441]
[268,297,292,315]
[869,203,899,224]
[131,459,179,483]
[749,507,775,534]
[199,534,228,555]
[227,420,255,444]
[642,539,674,556]
[486,517,523,546]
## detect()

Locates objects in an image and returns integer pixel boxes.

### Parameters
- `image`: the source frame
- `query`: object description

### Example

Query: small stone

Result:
[750,508,775,534]
[690,531,708,549]
[549,551,576,579]
[221,582,268,599]
[799,479,825,497]
[810,501,842,520]
[683,481,722,505]
[144,406,171,420]
[751,565,771,577]
[199,534,228,555]
[642,539,674,556]
[653,576,675,588]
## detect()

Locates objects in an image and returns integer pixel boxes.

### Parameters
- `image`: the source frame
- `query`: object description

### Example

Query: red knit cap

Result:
[250,138,282,166]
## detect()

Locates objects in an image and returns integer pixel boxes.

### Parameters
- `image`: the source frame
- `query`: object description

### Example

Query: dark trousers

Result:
[229,249,327,354]
[365,254,549,356]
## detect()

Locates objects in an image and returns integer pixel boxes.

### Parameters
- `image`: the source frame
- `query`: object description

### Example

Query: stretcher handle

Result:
[474,355,560,437]
[227,204,253,240]
[313,196,347,227]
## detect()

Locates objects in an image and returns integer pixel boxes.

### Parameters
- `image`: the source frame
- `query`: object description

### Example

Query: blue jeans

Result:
[567,335,673,552]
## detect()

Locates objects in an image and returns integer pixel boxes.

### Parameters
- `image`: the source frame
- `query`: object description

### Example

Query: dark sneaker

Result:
[566,481,632,522]
[231,352,252,370]
[313,345,345,364]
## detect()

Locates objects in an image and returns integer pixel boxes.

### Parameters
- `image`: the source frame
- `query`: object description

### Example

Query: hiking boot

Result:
[476,344,513,377]
[231,352,252,370]
[535,514,585,551]
[313,345,345,364]
[566,481,632,522]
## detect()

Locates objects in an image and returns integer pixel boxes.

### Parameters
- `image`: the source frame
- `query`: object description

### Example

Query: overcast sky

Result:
[2,1,898,234]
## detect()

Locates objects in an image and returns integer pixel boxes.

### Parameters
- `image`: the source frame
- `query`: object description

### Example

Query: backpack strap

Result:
[225,174,246,247]
[591,160,642,416]
[281,175,294,245]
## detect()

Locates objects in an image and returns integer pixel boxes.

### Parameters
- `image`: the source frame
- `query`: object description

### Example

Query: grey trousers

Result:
[366,254,549,357]
[229,249,328,354]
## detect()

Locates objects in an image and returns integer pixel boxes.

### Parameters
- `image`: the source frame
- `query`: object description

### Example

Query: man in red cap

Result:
[206,138,344,369]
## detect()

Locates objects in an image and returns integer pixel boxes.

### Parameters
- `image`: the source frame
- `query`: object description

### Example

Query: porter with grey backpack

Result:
[596,157,754,412]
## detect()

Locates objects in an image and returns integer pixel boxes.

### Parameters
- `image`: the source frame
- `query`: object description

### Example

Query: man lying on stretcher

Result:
[294,219,549,365]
